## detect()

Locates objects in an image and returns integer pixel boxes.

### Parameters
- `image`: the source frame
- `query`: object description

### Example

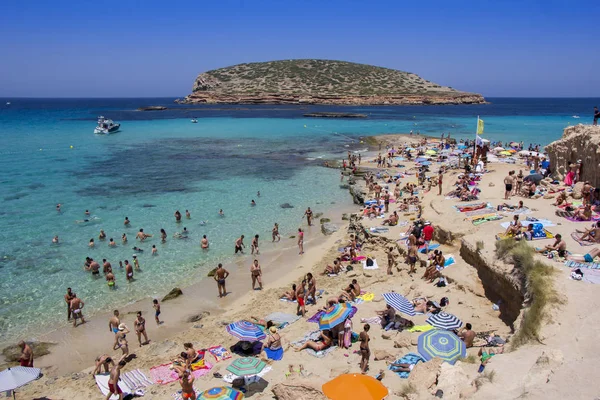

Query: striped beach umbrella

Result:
[319,303,354,330]
[0,366,41,393]
[426,312,463,330]
[417,330,466,365]
[382,293,415,316]
[226,357,266,377]
[226,321,266,342]
[198,386,244,400]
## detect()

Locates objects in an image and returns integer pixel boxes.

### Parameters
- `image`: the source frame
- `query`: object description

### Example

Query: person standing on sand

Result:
[594,106,599,126]
[109,310,120,334]
[298,228,304,255]
[306,273,316,303]
[272,223,280,242]
[134,311,149,347]
[113,324,130,363]
[250,259,263,290]
[70,294,85,327]
[214,263,229,297]
[438,171,443,196]
[504,171,515,200]
[234,235,245,254]
[106,360,126,400]
[304,207,314,226]
[383,191,390,213]
[359,324,371,374]
[386,246,396,275]
[251,234,260,255]
[153,299,161,324]
[18,341,33,367]
[178,370,196,400]
[201,235,209,249]
[65,288,75,321]
[296,280,307,317]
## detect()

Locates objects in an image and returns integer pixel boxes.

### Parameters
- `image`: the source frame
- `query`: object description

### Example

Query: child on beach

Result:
[153,299,161,325]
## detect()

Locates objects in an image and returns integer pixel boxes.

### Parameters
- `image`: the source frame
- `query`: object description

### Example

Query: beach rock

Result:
[381,333,392,340]
[280,203,295,209]
[2,341,55,362]
[271,378,327,400]
[138,106,167,111]
[321,223,339,235]
[162,287,183,302]
[374,349,395,361]
[436,362,471,400]
[193,324,204,329]
[572,182,584,199]
[341,213,349,220]
[348,177,356,185]
[186,311,210,323]
[319,218,331,224]
[488,182,495,187]
[314,212,323,218]
[394,338,412,348]
[408,358,443,392]
[207,267,217,277]
[339,184,350,189]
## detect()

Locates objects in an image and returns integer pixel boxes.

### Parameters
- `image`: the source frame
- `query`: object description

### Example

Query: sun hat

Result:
[269,326,277,334]
[118,323,127,331]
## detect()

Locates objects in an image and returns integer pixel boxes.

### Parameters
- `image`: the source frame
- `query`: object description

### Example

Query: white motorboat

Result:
[94,116,120,134]
[191,118,198,123]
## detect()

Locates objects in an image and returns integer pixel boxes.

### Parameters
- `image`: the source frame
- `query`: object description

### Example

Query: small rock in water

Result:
[142,204,156,208]
[280,203,294,209]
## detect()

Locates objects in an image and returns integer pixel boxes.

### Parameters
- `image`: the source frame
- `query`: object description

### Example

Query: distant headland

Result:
[176,59,486,106]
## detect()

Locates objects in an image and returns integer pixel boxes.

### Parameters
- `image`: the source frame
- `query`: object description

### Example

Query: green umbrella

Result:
[226,357,266,376]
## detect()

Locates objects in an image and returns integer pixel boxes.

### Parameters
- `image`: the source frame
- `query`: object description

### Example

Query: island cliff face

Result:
[178,59,486,106]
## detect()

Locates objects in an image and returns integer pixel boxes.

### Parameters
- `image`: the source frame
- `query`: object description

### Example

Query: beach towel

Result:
[565,260,600,270]
[454,202,488,212]
[406,324,435,333]
[264,312,301,327]
[418,243,439,253]
[264,347,284,360]
[369,227,389,233]
[362,259,379,270]
[357,292,375,302]
[207,345,232,362]
[464,208,496,217]
[96,374,133,399]
[442,256,456,268]
[496,229,555,241]
[500,219,556,229]
[150,360,214,385]
[120,369,153,391]
[570,232,596,246]
[556,209,600,222]
[472,215,504,226]
[305,346,337,358]
[388,353,426,379]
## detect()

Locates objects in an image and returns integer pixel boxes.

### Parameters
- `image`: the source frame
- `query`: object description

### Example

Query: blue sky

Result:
[1,0,598,97]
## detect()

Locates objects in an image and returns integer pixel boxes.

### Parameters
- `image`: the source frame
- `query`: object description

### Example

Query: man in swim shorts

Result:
[106,360,126,400]
[124,260,134,281]
[234,235,245,254]
[70,294,85,327]
[214,263,229,298]
[65,287,75,321]
[109,310,120,334]
[201,235,209,249]
[153,299,161,324]
[251,234,260,255]
[504,171,515,200]
[18,341,33,367]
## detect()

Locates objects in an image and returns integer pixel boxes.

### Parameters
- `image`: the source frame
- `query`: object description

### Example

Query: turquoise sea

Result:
[0,97,597,342]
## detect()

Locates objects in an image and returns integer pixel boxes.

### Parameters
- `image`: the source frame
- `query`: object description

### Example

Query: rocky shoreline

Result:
[175,92,487,106]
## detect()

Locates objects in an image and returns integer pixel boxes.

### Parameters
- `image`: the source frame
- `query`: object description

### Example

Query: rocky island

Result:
[177,59,486,106]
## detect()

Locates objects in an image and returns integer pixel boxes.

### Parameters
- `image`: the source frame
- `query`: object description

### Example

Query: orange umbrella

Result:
[322,374,388,400]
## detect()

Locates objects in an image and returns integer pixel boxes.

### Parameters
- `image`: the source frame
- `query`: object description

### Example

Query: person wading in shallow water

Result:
[304,207,314,226]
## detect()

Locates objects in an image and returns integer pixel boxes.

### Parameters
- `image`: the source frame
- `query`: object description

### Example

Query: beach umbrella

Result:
[415,157,428,162]
[405,147,415,151]
[319,302,353,330]
[417,330,466,365]
[426,312,463,330]
[499,151,512,156]
[457,144,467,149]
[226,357,266,376]
[425,149,437,155]
[518,150,542,157]
[322,374,388,400]
[493,146,505,152]
[523,173,544,184]
[0,366,41,395]
[419,161,431,166]
[382,293,416,316]
[509,141,519,147]
[226,321,266,342]
[199,387,245,400]
[507,149,517,153]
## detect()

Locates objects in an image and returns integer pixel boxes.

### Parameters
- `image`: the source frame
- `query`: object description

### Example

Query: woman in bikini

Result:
[515,170,524,196]
[298,228,304,254]
[280,284,297,301]
[272,223,280,242]
[294,330,332,352]
[359,324,371,374]
[262,326,283,360]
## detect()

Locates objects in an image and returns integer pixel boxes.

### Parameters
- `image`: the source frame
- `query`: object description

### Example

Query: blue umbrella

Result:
[415,157,428,162]
[457,145,467,149]
[426,312,463,330]
[226,321,266,342]
[382,293,415,316]
[417,330,466,365]
[419,161,431,166]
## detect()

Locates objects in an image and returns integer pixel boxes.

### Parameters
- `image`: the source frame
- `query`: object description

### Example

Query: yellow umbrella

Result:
[323,374,388,400]
[499,151,512,156]
[425,150,437,155]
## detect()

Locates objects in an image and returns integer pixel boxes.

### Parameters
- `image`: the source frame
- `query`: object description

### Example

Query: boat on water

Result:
[5,102,10,106]
[191,118,198,123]
[94,116,120,134]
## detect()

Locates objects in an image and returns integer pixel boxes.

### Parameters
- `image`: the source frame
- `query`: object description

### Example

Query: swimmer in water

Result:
[85,210,90,216]
[132,255,140,270]
[103,259,112,274]
[272,223,280,242]
[185,210,191,219]
[109,238,116,247]
[122,233,127,244]
[132,247,144,253]
[219,209,224,217]
[89,238,95,248]
[106,272,116,288]
[175,210,182,223]
[124,217,130,226]
[99,230,106,240]
[152,245,157,255]
[56,204,61,213]
[160,229,167,243]
[199,220,207,226]
[257,191,260,197]
[201,235,209,249]
[52,235,59,244]
[251,200,256,206]
[125,260,134,281]
[75,216,99,224]
[136,229,152,241]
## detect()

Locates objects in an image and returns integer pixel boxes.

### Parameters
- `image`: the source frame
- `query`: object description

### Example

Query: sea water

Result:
[0,97,597,342]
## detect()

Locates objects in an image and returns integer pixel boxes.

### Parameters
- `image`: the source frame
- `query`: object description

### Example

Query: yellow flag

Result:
[477,118,484,135]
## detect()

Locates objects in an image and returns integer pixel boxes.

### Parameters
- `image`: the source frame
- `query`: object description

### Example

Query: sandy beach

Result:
[11,131,600,399]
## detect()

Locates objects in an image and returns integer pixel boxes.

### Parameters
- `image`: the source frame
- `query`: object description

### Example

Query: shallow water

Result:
[0,97,596,342]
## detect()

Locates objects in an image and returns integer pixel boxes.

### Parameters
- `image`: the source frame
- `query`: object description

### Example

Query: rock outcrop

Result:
[271,378,327,400]
[321,223,339,235]
[162,287,183,301]
[545,124,600,186]
[178,59,486,106]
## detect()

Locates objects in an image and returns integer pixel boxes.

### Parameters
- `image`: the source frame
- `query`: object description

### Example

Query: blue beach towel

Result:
[264,347,284,361]
[565,260,600,270]
[389,352,426,379]
[418,244,440,253]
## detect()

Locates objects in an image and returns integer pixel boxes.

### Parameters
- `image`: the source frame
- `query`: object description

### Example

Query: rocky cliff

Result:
[545,124,600,185]
[178,59,486,106]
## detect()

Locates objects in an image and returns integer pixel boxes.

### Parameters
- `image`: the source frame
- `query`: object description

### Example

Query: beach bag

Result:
[366,258,374,267]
